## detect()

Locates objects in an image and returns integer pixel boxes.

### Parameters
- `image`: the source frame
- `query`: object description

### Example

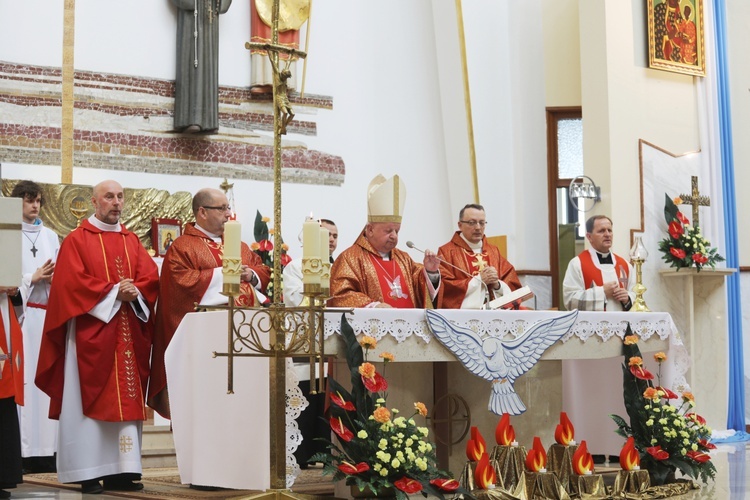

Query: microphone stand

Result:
[406,241,490,310]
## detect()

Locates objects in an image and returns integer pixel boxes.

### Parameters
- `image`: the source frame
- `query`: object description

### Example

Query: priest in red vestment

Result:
[148,188,270,419]
[329,174,440,309]
[35,180,159,494]
[438,204,522,309]
[1,287,24,498]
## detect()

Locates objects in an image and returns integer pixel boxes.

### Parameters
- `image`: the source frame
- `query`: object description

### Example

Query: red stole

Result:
[368,254,415,308]
[0,300,24,405]
[579,250,630,287]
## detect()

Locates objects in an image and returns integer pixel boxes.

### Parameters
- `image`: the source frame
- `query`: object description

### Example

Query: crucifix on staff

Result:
[678,175,710,228]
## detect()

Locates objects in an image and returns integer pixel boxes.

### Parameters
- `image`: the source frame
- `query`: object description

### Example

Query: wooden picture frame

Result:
[151,218,182,257]
[647,0,705,77]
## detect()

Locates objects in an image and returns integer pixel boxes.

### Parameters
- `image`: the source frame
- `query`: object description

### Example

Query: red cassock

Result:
[0,302,24,405]
[35,220,159,422]
[148,222,271,418]
[437,232,522,309]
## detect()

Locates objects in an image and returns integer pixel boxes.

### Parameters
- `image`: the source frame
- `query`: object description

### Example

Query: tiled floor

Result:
[6,441,750,498]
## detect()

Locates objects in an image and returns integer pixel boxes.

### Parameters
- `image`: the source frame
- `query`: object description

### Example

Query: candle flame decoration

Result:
[619,436,641,471]
[554,411,575,445]
[495,413,516,446]
[465,426,487,461]
[524,436,548,472]
[475,453,497,489]
[572,440,594,475]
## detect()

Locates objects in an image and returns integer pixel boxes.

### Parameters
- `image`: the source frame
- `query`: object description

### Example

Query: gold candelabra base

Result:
[235,489,328,500]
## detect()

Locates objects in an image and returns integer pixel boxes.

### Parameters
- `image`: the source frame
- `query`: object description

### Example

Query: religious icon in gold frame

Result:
[647,0,705,77]
[151,218,182,257]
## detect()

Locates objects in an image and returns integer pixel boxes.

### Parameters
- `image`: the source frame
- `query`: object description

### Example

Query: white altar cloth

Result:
[166,311,271,489]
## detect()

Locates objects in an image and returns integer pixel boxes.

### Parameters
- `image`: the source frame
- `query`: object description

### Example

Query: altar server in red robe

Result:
[0,287,24,499]
[35,180,159,494]
[329,174,440,309]
[148,188,270,419]
[438,204,522,309]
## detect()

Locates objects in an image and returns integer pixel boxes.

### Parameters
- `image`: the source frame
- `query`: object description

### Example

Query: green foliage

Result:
[658,194,725,271]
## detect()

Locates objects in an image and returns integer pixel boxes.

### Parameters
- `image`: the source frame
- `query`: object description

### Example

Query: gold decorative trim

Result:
[455,0,479,204]
[368,215,402,223]
[0,223,22,230]
[61,0,76,184]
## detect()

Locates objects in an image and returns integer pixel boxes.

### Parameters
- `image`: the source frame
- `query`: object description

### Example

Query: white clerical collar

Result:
[378,251,390,260]
[195,223,221,242]
[22,220,43,233]
[460,233,483,253]
[88,215,122,232]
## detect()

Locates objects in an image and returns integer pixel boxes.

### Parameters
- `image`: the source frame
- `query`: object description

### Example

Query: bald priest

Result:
[329,174,440,309]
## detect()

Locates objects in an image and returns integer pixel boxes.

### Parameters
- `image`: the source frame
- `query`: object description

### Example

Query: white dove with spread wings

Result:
[425,310,579,415]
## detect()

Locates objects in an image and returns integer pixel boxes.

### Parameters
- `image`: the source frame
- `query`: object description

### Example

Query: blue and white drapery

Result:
[700,0,745,432]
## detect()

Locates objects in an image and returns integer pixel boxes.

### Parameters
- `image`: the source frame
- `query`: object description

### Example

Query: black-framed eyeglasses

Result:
[202,205,231,212]
[459,220,487,227]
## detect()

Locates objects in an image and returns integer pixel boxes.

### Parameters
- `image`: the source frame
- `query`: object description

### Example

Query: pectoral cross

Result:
[472,253,488,271]
[678,176,710,228]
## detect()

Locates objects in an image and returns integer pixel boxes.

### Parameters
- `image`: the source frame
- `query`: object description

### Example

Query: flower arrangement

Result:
[658,194,724,271]
[251,211,291,299]
[310,316,468,499]
[610,325,716,485]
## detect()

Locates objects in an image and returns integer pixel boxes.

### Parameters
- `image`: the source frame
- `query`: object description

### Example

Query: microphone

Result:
[406,241,490,309]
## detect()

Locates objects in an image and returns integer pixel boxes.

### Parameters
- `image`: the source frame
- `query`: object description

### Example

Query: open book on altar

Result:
[488,285,534,310]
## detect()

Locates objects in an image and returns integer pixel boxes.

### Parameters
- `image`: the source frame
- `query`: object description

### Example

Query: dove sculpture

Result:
[425,309,579,415]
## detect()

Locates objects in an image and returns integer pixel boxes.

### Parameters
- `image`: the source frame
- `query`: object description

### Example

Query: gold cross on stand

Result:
[678,176,710,228]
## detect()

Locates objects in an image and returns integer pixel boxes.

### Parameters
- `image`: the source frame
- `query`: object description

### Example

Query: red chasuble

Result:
[148,222,270,418]
[329,232,433,309]
[36,219,159,421]
[437,232,522,309]
[368,254,415,308]
[0,302,24,405]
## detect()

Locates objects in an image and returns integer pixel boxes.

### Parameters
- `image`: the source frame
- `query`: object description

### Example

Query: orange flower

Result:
[654,352,667,362]
[673,196,683,205]
[624,335,638,345]
[250,242,261,251]
[414,402,428,417]
[281,243,289,251]
[359,335,377,349]
[268,228,275,235]
[261,216,271,223]
[358,362,376,379]
[682,392,695,403]
[643,387,659,400]
[373,407,391,423]
[628,356,643,367]
[378,351,395,362]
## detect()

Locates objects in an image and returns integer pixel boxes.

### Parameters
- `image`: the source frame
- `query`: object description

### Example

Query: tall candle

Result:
[302,217,321,285]
[223,220,242,285]
[320,226,330,289]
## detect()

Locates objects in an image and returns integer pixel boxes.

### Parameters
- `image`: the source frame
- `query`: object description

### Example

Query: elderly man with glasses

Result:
[437,203,522,309]
[148,188,270,421]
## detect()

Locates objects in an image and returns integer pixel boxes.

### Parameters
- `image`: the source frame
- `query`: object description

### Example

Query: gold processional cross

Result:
[678,176,710,228]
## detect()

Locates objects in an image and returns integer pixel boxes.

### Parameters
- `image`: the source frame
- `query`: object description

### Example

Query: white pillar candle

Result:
[320,226,330,288]
[223,220,242,285]
[303,217,321,285]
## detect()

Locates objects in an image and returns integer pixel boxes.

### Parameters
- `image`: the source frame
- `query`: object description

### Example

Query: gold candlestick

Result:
[629,235,650,312]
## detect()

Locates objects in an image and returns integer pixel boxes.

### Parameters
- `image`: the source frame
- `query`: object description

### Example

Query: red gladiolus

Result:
[337,461,370,474]
[692,253,708,264]
[280,253,292,266]
[362,372,388,392]
[258,239,273,252]
[668,220,684,239]
[687,451,711,463]
[669,247,686,259]
[394,477,422,494]
[699,439,717,450]
[430,478,460,491]
[330,417,354,442]
[647,446,670,461]
[330,392,355,411]
[629,365,655,380]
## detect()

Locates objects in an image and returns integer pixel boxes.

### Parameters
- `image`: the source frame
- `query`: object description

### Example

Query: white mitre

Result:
[367,174,406,223]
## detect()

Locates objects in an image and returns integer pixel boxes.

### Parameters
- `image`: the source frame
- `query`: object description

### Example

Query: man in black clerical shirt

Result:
[562,215,635,311]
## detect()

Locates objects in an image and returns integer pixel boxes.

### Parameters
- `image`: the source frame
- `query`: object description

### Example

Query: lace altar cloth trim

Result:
[323,309,690,388]
[285,358,308,487]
